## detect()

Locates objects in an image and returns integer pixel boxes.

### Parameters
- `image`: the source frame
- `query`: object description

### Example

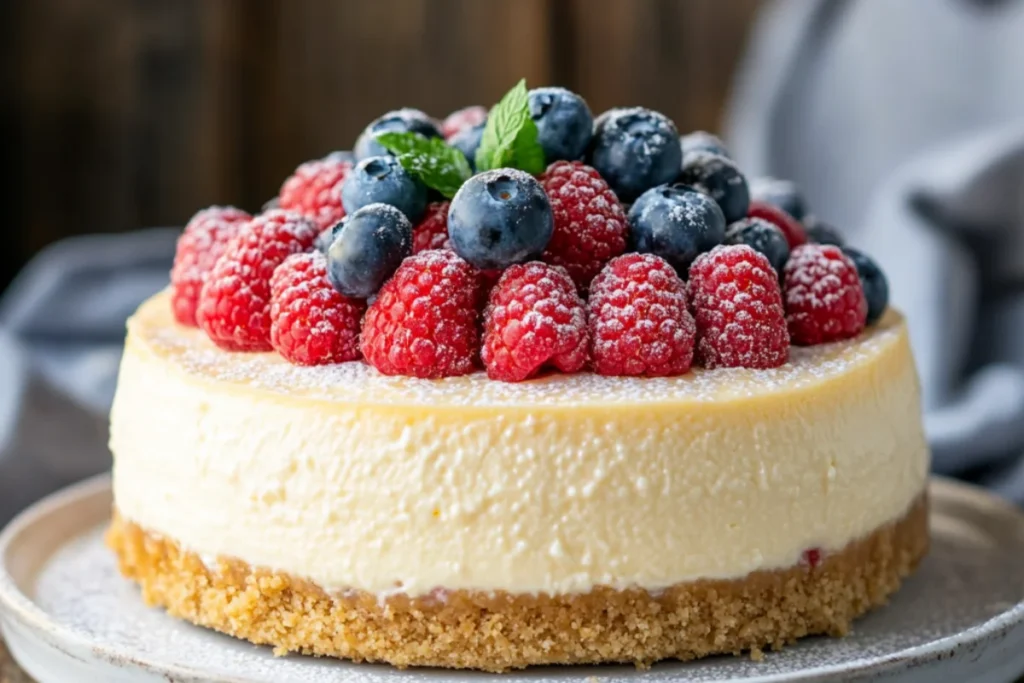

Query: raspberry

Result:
[442,105,487,140]
[688,244,789,369]
[539,161,628,292]
[270,252,365,366]
[170,206,252,326]
[783,244,867,345]
[278,158,352,230]
[482,262,588,382]
[748,201,807,249]
[197,210,319,352]
[412,201,452,253]
[589,254,695,377]
[360,250,481,378]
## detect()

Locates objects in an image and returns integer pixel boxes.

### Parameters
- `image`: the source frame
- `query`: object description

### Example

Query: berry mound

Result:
[589,253,695,377]
[278,158,352,230]
[360,250,482,379]
[412,201,452,253]
[688,244,789,369]
[482,262,588,382]
[170,206,253,327]
[678,152,750,224]
[784,244,867,346]
[539,161,627,292]
[748,201,807,249]
[197,210,319,352]
[723,217,790,276]
[270,252,365,366]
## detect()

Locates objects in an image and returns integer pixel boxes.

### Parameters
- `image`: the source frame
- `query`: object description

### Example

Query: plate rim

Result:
[0,474,1022,682]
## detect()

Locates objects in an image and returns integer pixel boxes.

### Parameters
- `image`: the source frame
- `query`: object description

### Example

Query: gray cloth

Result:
[727,0,1024,502]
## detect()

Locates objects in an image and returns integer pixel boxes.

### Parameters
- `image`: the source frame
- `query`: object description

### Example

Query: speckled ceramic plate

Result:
[1,476,1023,683]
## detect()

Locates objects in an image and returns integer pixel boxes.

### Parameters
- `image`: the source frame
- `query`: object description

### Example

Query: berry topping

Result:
[361,250,482,378]
[354,108,443,161]
[197,210,319,352]
[315,220,346,254]
[783,244,867,345]
[539,161,628,291]
[804,216,845,246]
[842,247,889,325]
[528,87,594,163]
[680,130,730,162]
[412,201,452,253]
[688,245,789,369]
[278,158,352,230]
[589,254,695,377]
[326,203,412,299]
[628,183,726,274]
[723,217,790,276]
[587,107,682,203]
[482,262,588,382]
[269,252,365,366]
[747,200,808,249]
[342,155,428,223]
[442,106,488,139]
[678,152,750,224]
[749,177,808,222]
[449,121,486,171]
[170,206,252,327]
[448,168,554,270]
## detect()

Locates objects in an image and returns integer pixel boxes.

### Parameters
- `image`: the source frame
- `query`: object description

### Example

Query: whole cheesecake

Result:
[107,291,929,671]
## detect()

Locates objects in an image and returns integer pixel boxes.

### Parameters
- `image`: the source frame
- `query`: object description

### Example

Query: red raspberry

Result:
[270,252,365,366]
[197,210,319,352]
[688,244,789,369]
[539,161,628,292]
[169,206,252,327]
[442,106,488,139]
[361,250,482,378]
[783,244,867,345]
[748,201,807,249]
[589,254,695,377]
[412,201,452,253]
[278,158,352,230]
[482,262,589,382]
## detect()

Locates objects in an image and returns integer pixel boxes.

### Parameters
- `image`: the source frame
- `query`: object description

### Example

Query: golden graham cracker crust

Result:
[106,497,928,672]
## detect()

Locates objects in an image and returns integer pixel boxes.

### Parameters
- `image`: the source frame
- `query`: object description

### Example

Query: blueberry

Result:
[316,217,347,253]
[628,183,726,273]
[842,247,889,325]
[448,169,554,270]
[724,217,790,276]
[680,130,730,162]
[804,216,844,246]
[678,152,750,224]
[353,109,442,161]
[749,176,808,221]
[323,150,356,165]
[528,87,593,162]
[450,120,486,170]
[342,156,428,223]
[327,203,412,298]
[587,108,682,203]
[592,107,627,135]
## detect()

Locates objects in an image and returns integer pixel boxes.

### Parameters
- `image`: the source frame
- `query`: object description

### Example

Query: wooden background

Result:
[0,0,760,289]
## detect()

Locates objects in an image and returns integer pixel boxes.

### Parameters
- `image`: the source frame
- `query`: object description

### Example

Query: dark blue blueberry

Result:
[592,107,627,136]
[342,156,428,223]
[678,152,750,224]
[315,217,347,253]
[326,203,412,298]
[724,217,790,276]
[528,87,593,162]
[804,216,845,246]
[628,183,726,274]
[842,247,889,325]
[353,109,442,161]
[680,130,730,162]
[749,176,808,221]
[450,120,486,171]
[587,108,682,203]
[448,169,554,270]
[323,150,356,165]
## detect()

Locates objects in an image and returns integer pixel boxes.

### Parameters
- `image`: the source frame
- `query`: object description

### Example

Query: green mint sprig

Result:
[375,132,472,199]
[475,79,546,175]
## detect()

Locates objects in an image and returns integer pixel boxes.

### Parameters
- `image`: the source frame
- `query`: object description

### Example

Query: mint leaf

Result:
[376,131,472,199]
[475,79,545,173]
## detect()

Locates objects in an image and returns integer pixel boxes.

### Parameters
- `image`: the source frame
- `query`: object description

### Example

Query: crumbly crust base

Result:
[107,496,928,672]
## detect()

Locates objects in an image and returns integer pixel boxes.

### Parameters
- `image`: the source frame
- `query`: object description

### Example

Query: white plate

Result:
[1,476,1023,683]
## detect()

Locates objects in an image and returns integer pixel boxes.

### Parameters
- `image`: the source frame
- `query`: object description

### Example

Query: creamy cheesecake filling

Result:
[110,293,929,598]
